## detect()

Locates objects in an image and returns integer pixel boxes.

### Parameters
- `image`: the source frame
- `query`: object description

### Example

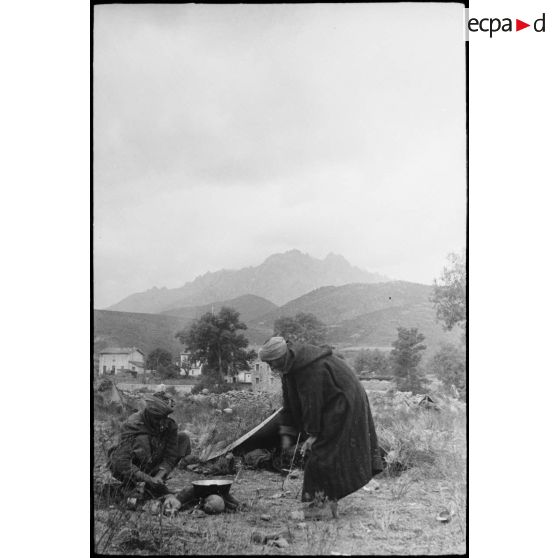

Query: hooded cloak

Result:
[279,342,384,502]
[108,409,179,481]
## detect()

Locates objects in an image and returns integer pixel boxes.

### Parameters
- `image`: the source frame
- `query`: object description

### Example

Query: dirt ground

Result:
[94,385,466,555]
[94,465,466,555]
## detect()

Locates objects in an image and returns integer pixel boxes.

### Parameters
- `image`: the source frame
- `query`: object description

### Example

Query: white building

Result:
[99,347,145,375]
[236,370,252,383]
[179,351,203,377]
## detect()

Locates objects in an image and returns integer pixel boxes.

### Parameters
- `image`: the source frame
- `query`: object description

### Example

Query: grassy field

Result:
[93,389,466,555]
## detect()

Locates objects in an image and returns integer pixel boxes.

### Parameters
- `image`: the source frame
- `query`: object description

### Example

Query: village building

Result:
[225,369,252,384]
[175,351,280,393]
[235,370,252,383]
[251,359,280,393]
[179,351,203,377]
[99,347,145,376]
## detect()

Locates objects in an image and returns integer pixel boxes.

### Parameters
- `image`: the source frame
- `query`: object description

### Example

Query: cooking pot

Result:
[191,479,233,498]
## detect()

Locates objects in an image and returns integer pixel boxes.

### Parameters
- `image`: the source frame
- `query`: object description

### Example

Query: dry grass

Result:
[93,389,466,555]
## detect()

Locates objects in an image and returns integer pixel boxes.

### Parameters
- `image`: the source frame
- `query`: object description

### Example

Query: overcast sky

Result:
[94,3,466,309]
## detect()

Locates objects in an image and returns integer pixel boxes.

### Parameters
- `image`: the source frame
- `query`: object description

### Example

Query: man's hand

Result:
[154,469,167,481]
[145,475,166,489]
[281,435,293,450]
[301,436,317,457]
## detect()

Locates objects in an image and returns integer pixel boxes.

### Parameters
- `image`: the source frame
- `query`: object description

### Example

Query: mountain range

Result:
[107,250,388,312]
[94,277,461,359]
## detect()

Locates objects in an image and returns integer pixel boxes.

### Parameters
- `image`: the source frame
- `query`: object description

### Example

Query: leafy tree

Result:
[390,327,427,394]
[157,363,181,380]
[175,307,256,383]
[146,348,173,371]
[429,343,466,400]
[431,250,466,332]
[354,349,390,376]
[273,312,327,345]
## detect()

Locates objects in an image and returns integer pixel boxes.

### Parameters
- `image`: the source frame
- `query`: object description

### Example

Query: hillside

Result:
[255,281,434,326]
[247,282,461,354]
[95,281,461,359]
[107,250,389,313]
[94,310,186,358]
[326,303,462,356]
[94,296,277,358]
[161,294,277,323]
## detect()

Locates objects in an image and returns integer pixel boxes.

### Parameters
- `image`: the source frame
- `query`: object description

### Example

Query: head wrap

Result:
[258,336,288,362]
[144,392,175,417]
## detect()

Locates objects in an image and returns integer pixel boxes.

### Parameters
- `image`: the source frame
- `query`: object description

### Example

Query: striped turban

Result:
[144,392,175,417]
[258,336,288,362]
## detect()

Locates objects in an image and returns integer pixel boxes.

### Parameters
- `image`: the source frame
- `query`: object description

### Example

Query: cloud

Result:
[94,3,466,307]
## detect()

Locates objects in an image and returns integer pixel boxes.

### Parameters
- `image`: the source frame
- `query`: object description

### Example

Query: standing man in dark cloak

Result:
[259,336,384,519]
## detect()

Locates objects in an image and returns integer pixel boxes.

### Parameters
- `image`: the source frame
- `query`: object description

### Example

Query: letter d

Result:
[534,13,545,32]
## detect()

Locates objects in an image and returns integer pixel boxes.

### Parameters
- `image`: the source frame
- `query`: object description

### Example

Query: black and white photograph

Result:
[92,2,467,555]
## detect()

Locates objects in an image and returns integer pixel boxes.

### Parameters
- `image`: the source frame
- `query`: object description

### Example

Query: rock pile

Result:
[187,389,280,411]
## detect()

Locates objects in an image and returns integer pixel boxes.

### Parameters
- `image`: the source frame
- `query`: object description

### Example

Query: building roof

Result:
[99,347,145,356]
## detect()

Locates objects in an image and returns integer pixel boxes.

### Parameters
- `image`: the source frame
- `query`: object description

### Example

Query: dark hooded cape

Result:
[108,410,179,480]
[279,343,383,502]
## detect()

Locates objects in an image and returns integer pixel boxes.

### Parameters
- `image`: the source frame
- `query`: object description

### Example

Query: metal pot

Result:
[191,479,233,498]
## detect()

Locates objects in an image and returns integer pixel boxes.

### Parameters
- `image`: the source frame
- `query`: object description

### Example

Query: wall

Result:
[99,353,130,375]
[117,382,194,394]
[99,350,144,375]
[252,360,281,393]
[130,349,145,366]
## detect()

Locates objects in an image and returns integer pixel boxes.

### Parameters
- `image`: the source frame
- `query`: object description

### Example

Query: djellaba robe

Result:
[108,410,182,483]
[279,343,384,502]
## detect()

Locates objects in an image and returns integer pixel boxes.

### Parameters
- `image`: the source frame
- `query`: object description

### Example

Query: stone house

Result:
[99,347,145,376]
[251,359,281,393]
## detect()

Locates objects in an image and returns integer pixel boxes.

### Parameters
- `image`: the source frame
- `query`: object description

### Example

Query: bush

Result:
[354,348,390,375]
[428,343,466,400]
[156,364,181,380]
[372,391,466,478]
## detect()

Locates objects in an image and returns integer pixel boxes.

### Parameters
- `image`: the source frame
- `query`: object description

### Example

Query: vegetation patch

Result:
[94,386,465,555]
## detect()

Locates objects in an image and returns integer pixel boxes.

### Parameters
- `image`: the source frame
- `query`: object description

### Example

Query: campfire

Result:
[165,479,242,515]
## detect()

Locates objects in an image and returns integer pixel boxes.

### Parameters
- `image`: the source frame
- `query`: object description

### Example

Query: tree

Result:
[146,348,173,371]
[431,250,466,332]
[273,312,327,345]
[157,363,181,380]
[175,306,256,383]
[354,349,390,376]
[429,343,466,400]
[390,327,427,394]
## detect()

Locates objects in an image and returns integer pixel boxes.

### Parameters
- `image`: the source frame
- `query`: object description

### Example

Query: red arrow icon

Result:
[516,19,530,31]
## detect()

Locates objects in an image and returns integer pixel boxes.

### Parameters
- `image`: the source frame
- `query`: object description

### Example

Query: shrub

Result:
[373,391,465,478]
[428,343,466,400]
[156,364,181,380]
[354,348,390,375]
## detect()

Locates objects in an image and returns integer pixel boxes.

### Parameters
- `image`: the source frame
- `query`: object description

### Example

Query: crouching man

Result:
[108,391,190,498]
